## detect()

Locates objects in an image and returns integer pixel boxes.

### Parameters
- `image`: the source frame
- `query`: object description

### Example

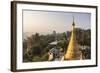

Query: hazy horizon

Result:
[23,10,91,35]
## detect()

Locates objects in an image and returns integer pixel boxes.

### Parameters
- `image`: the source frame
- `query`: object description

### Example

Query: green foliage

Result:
[23,28,91,62]
[41,53,48,61]
[75,28,91,46]
[32,56,41,62]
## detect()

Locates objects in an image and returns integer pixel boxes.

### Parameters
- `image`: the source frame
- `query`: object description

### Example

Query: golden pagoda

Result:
[64,17,81,60]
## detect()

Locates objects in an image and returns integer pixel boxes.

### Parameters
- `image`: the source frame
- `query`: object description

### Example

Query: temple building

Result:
[64,17,82,60]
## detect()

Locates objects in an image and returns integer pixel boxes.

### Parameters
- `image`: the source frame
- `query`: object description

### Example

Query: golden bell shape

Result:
[64,18,81,60]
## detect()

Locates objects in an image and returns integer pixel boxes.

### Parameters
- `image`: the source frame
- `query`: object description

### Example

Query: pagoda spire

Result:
[72,16,75,27]
[64,17,81,60]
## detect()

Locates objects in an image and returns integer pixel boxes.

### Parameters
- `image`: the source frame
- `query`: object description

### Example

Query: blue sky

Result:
[23,10,91,34]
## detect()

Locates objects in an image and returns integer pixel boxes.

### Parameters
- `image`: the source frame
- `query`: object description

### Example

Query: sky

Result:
[23,10,91,35]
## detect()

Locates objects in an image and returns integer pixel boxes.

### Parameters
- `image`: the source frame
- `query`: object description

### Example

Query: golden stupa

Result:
[64,17,81,60]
